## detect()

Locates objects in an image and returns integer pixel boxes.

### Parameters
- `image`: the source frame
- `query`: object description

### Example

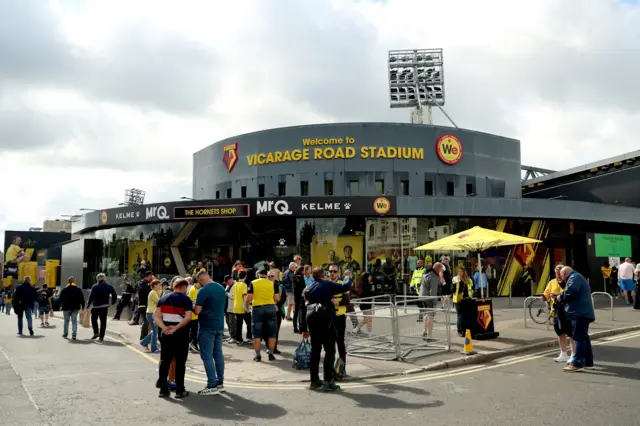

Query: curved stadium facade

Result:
[45,122,640,297]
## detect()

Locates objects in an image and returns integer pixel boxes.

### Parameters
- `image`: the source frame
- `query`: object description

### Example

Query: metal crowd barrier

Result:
[346,295,451,361]
[591,291,614,321]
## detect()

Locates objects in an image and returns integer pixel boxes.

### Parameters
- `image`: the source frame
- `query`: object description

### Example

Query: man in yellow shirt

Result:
[246,269,280,362]
[188,281,202,352]
[541,264,574,363]
[232,270,251,343]
[601,262,612,293]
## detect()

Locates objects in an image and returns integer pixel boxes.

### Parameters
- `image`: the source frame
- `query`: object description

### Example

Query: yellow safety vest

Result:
[335,280,347,316]
[452,277,473,304]
[410,268,425,291]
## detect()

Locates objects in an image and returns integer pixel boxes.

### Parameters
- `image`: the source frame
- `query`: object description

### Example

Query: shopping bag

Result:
[80,309,91,328]
[334,357,346,380]
[292,339,311,370]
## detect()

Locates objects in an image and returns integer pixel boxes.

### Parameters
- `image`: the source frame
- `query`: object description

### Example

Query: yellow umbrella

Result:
[414,226,542,298]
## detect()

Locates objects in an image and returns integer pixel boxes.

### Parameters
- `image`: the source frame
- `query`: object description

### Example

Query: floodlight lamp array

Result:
[124,188,146,206]
[388,48,445,108]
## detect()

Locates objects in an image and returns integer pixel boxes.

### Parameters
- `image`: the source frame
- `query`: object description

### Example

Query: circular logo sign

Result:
[100,211,108,225]
[436,134,463,165]
[373,197,391,215]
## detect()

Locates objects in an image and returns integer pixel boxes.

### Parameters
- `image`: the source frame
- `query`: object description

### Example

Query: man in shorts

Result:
[617,258,636,305]
[246,269,279,362]
[542,264,575,363]
[38,285,51,327]
[420,262,443,339]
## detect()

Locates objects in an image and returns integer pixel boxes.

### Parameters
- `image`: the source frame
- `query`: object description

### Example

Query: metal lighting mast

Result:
[388,48,457,127]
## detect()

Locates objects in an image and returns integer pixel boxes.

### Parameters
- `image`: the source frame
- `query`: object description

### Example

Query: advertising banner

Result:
[128,240,153,276]
[310,235,364,275]
[595,233,631,258]
[3,231,70,283]
[81,196,397,231]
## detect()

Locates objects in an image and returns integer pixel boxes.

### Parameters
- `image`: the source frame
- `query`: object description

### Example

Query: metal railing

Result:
[346,295,451,361]
[591,291,614,321]
[524,292,616,329]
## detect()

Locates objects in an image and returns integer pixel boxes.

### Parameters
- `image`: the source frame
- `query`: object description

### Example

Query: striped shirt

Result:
[157,292,192,326]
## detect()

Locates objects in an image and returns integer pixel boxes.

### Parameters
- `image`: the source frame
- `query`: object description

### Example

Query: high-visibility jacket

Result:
[334,280,348,316]
[452,277,473,304]
[410,268,425,292]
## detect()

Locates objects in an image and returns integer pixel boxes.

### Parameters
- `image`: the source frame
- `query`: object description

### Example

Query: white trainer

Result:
[553,353,570,362]
[566,355,575,365]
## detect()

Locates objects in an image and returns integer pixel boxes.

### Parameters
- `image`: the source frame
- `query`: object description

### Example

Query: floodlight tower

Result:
[388,48,458,127]
[123,188,146,206]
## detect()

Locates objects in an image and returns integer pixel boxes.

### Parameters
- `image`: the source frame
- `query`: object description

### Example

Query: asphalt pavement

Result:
[0,312,639,426]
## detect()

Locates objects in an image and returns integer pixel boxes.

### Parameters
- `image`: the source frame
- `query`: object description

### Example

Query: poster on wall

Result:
[3,231,70,284]
[128,240,153,276]
[311,235,363,275]
[608,257,621,268]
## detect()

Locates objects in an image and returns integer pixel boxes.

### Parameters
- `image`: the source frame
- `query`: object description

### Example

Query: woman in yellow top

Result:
[541,264,575,363]
[452,267,473,336]
[141,279,163,353]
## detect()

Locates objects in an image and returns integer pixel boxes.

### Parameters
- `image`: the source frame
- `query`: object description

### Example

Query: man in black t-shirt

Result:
[114,278,134,321]
[154,278,193,398]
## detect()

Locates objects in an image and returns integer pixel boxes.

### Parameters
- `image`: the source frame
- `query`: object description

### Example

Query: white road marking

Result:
[0,346,51,426]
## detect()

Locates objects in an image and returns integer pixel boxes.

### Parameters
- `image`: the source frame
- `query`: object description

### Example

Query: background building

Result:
[43,219,73,233]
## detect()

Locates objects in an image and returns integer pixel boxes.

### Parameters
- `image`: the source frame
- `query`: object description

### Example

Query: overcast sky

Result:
[1,0,639,246]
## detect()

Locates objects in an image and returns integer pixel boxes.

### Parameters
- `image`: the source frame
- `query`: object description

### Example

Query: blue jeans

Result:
[570,318,594,368]
[33,302,39,317]
[17,308,33,334]
[198,329,225,387]
[5,302,11,315]
[63,310,79,337]
[140,313,158,352]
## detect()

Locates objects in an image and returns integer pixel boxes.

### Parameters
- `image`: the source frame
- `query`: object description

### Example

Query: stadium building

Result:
[47,122,640,295]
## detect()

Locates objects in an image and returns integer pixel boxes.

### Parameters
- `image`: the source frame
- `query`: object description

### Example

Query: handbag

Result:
[292,338,311,370]
[80,309,91,328]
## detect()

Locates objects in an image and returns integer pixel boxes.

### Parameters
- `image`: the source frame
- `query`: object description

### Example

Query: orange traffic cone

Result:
[461,329,477,356]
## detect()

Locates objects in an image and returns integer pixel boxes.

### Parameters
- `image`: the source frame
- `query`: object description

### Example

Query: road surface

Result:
[0,313,638,425]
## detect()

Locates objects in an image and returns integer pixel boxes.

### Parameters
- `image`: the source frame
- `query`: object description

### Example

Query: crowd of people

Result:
[96,255,378,396]
[2,250,621,397]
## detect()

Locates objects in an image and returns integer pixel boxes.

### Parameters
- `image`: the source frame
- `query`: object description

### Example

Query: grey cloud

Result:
[0,0,218,115]
[241,0,639,147]
[0,109,73,151]
[243,0,388,121]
